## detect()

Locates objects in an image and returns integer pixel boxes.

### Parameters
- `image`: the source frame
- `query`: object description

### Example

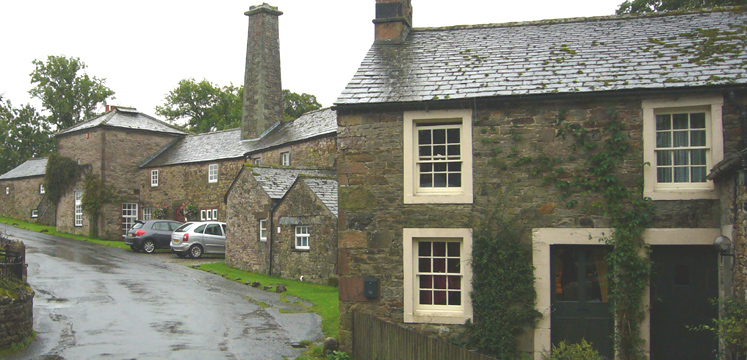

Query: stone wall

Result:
[0,176,47,223]
[225,167,273,273]
[140,158,244,223]
[271,179,338,284]
[56,128,181,239]
[335,91,742,347]
[0,287,34,349]
[250,136,337,169]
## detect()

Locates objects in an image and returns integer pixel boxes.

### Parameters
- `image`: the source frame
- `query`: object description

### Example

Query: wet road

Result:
[2,223,322,360]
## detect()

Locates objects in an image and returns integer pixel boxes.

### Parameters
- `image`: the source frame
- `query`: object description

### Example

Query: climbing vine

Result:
[43,153,82,205]
[82,173,119,238]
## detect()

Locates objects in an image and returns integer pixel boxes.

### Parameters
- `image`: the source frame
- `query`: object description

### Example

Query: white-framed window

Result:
[295,226,309,250]
[201,210,208,221]
[5,187,9,195]
[253,157,261,165]
[281,152,290,166]
[200,209,218,221]
[259,219,267,241]
[208,164,218,183]
[643,95,723,200]
[404,110,473,204]
[403,228,473,324]
[151,170,159,187]
[40,184,45,194]
[74,190,83,227]
[31,209,39,218]
[122,203,138,235]
[212,209,218,220]
[143,207,152,221]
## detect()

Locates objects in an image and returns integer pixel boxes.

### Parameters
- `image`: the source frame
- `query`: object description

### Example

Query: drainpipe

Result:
[268,200,279,277]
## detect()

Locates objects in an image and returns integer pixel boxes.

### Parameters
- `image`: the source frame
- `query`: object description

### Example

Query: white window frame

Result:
[143,207,152,221]
[259,219,267,241]
[5,187,8,195]
[208,164,218,183]
[212,209,218,220]
[404,110,473,204]
[151,170,159,187]
[74,190,83,227]
[253,157,261,165]
[403,228,473,324]
[40,184,45,194]
[295,226,310,250]
[281,152,290,166]
[31,209,39,218]
[122,203,138,236]
[201,210,208,221]
[642,95,723,200]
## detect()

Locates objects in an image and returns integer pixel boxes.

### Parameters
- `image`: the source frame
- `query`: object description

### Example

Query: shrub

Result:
[543,340,603,360]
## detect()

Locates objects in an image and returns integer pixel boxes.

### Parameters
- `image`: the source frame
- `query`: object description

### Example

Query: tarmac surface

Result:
[1,223,322,360]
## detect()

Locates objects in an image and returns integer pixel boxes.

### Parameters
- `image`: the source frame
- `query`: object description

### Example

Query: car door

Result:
[152,221,171,248]
[202,223,225,254]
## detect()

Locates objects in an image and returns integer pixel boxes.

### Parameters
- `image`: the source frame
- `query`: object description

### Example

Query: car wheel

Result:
[188,245,203,259]
[130,245,140,252]
[142,240,156,254]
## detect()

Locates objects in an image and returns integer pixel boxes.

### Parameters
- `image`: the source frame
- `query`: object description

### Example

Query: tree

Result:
[156,79,242,133]
[157,78,323,133]
[282,89,321,121]
[29,55,115,130]
[617,0,746,14]
[0,97,54,174]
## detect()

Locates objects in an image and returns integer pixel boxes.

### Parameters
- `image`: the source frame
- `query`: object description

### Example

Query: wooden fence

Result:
[353,312,497,360]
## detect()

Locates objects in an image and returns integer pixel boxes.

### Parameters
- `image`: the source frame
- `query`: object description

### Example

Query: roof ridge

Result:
[411,6,746,32]
[187,127,240,137]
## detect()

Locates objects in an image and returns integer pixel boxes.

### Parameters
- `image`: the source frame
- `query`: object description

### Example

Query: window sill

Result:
[292,248,310,252]
[644,188,718,201]
[404,192,473,204]
[404,311,471,324]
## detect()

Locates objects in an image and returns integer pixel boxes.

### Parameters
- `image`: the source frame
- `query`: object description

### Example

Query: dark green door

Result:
[551,245,614,359]
[650,245,718,360]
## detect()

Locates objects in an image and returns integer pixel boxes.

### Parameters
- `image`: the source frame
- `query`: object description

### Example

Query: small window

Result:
[122,203,138,235]
[74,190,83,227]
[151,170,159,187]
[253,158,261,165]
[201,210,208,221]
[208,164,218,183]
[143,208,152,220]
[212,209,218,220]
[259,219,267,241]
[281,152,291,166]
[5,187,8,195]
[40,184,45,194]
[31,209,39,218]
[295,226,310,250]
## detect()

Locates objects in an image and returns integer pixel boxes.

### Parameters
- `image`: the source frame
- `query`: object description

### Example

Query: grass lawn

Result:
[0,216,129,250]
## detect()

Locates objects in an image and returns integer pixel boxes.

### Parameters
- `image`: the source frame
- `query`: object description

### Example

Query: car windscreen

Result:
[174,223,194,232]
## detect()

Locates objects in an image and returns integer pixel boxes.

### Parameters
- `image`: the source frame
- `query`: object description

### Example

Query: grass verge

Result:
[0,216,129,250]
[196,262,339,339]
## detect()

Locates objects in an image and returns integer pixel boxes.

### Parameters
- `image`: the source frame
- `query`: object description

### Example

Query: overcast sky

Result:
[0,0,624,117]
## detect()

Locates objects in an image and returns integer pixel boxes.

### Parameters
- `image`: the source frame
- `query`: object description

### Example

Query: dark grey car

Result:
[125,220,183,254]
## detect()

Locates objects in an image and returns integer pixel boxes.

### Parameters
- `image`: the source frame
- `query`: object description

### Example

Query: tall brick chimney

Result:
[242,3,284,140]
[374,0,412,44]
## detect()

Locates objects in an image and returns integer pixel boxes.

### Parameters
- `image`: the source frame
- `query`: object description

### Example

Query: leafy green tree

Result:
[282,89,321,121]
[157,78,322,133]
[156,79,242,133]
[29,55,115,130]
[617,0,746,14]
[0,97,54,174]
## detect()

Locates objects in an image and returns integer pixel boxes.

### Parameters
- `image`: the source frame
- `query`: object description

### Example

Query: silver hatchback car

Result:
[170,221,227,258]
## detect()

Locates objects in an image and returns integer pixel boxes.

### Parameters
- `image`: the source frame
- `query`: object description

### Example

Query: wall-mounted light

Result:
[713,235,735,260]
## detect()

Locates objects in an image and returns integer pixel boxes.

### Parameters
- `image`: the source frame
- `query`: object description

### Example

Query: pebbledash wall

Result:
[56,126,181,239]
[335,92,743,349]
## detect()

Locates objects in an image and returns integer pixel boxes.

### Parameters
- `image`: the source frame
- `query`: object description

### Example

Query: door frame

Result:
[532,227,724,360]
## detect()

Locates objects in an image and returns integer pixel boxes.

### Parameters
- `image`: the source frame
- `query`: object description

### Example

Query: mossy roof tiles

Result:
[336,8,747,105]
[0,158,48,180]
[57,108,186,136]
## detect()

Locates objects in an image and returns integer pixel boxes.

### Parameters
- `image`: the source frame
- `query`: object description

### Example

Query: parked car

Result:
[125,220,183,254]
[170,221,227,259]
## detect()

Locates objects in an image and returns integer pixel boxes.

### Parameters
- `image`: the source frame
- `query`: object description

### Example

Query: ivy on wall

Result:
[43,153,82,205]
[81,173,119,237]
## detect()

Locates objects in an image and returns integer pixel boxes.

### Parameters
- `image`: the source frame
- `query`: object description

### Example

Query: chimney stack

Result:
[242,3,284,140]
[374,0,412,44]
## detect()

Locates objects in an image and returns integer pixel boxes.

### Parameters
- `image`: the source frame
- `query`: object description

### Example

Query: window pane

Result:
[419,145,431,157]
[420,275,432,288]
[420,174,432,188]
[448,173,461,187]
[434,163,447,172]
[419,242,431,256]
[433,258,446,273]
[447,145,460,157]
[656,114,671,130]
[673,150,689,165]
[420,290,432,305]
[420,163,432,172]
[690,130,706,147]
[691,149,706,165]
[447,242,460,257]
[658,167,672,183]
[447,128,460,143]
[674,167,689,182]
[433,242,446,256]
[656,132,671,148]
[418,129,431,145]
[448,276,461,290]
[433,291,447,305]
[433,145,446,157]
[434,275,447,289]
[433,174,447,187]
[419,258,431,272]
[691,167,707,182]
[448,291,461,306]
[690,113,706,128]
[656,150,672,166]
[672,114,688,129]
[447,258,460,273]
[433,129,446,144]
[447,162,461,172]
[673,131,688,147]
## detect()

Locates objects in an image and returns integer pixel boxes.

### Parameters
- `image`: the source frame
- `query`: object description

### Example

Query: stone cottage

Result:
[334,1,747,359]
[0,158,53,225]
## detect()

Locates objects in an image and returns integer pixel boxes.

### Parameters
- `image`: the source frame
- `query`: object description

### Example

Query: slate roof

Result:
[57,107,186,136]
[336,8,747,105]
[141,108,336,167]
[0,158,48,180]
[302,177,339,217]
[251,167,336,200]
